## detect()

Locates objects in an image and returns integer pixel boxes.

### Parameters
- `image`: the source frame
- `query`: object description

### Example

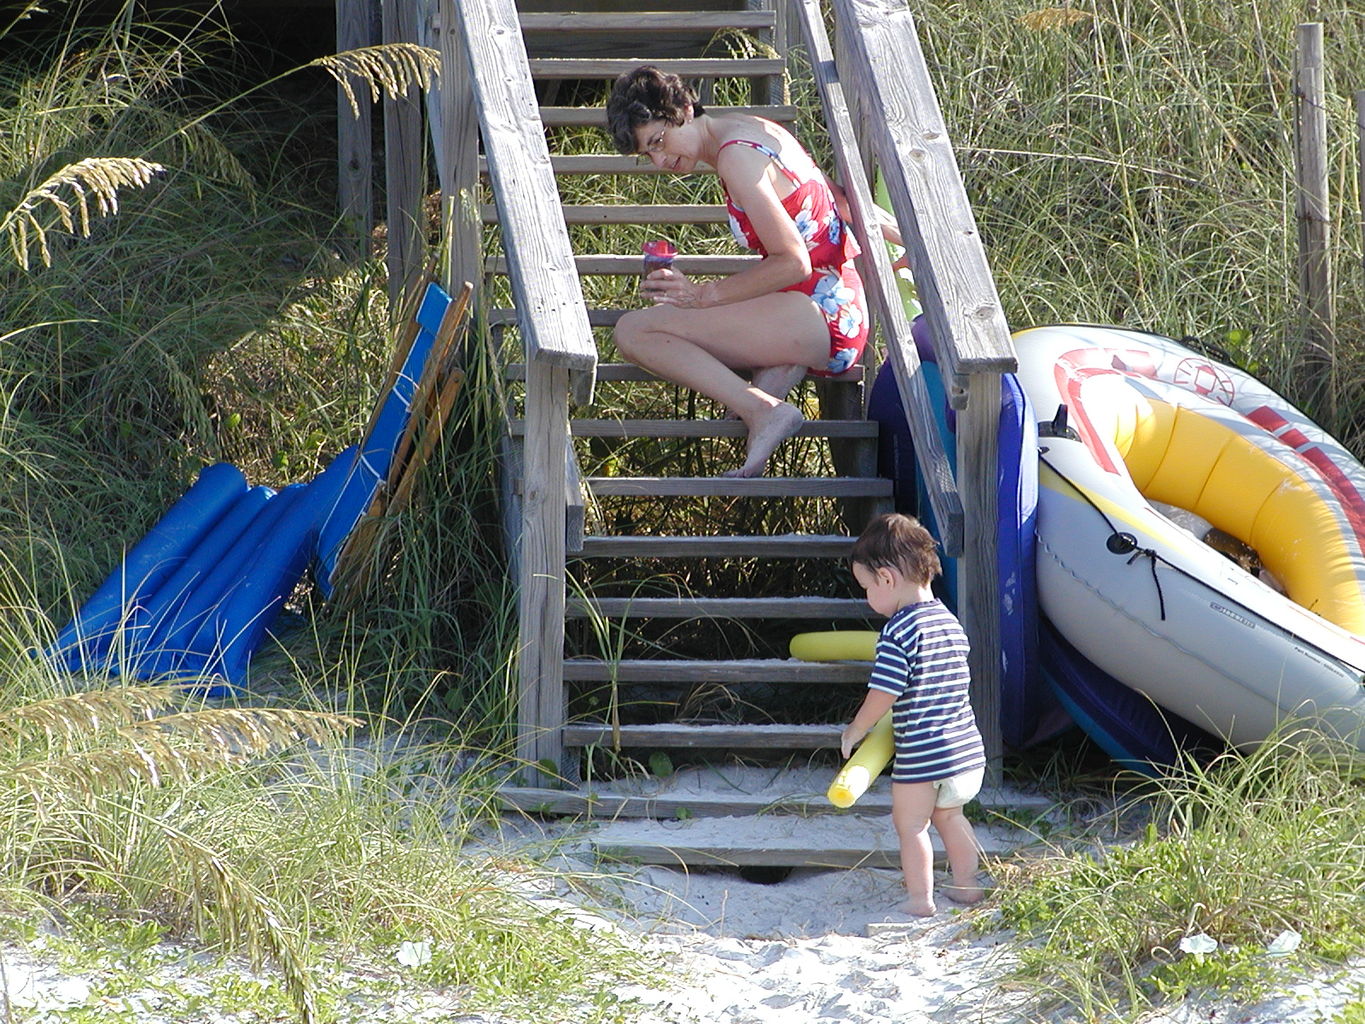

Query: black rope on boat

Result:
[1127,547,1168,620]
[1036,434,1354,669]
[1039,452,1176,619]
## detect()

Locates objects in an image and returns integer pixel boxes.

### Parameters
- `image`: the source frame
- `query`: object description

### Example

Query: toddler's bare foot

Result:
[941,883,986,905]
[723,364,807,420]
[722,401,804,478]
[898,899,937,918]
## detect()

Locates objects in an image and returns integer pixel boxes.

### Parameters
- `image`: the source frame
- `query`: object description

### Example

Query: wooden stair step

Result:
[586,816,1033,869]
[563,659,871,683]
[499,785,832,819]
[585,476,894,498]
[497,767,1055,821]
[567,596,870,619]
[504,361,867,384]
[564,722,841,749]
[499,791,1042,835]
[494,310,627,329]
[490,203,730,225]
[527,57,786,80]
[510,418,876,439]
[485,253,756,274]
[520,11,777,33]
[538,104,797,128]
[483,155,678,176]
[577,534,856,558]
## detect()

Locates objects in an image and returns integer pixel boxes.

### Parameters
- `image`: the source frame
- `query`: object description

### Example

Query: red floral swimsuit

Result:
[719,139,869,376]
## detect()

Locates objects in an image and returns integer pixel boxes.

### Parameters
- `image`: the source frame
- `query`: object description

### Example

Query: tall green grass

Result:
[914,0,1365,439]
[0,3,651,1021]
[6,0,1365,1020]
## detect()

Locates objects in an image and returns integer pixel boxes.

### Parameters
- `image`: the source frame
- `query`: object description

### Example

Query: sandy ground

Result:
[515,825,1365,1024]
[5,764,1363,1024]
[486,767,1365,1024]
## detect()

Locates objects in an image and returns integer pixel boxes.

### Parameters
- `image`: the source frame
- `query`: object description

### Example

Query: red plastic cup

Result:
[642,239,677,276]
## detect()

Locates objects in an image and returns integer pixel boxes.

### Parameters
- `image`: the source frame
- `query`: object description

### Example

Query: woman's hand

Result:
[640,267,711,308]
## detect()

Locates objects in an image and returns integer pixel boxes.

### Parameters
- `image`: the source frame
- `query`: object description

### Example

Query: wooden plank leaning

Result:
[329,282,473,610]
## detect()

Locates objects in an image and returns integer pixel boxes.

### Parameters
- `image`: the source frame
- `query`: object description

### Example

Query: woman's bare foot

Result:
[898,899,938,918]
[723,401,804,478]
[723,364,808,420]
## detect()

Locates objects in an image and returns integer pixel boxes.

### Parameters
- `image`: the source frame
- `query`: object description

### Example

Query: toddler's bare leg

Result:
[891,781,938,916]
[933,805,984,904]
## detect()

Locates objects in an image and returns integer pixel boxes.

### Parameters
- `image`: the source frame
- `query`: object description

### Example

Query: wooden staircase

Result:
[486,4,907,822]
[448,0,1026,864]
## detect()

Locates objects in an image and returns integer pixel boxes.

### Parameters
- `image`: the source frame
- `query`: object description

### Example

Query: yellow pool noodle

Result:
[788,630,879,662]
[788,631,891,808]
[827,713,894,808]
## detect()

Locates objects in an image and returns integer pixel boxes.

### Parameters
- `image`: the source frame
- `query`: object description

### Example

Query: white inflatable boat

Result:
[1014,324,1365,750]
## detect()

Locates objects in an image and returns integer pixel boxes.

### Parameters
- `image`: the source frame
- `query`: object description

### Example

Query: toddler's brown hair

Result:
[849,512,941,585]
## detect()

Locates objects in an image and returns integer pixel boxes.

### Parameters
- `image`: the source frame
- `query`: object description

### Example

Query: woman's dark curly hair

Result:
[605,65,706,155]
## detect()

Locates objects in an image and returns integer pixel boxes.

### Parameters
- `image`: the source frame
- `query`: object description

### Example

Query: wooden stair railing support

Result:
[791,0,962,555]
[756,0,791,107]
[452,0,599,775]
[831,0,1018,773]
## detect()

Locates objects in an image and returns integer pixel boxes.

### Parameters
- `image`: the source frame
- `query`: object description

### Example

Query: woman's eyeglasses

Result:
[639,127,667,156]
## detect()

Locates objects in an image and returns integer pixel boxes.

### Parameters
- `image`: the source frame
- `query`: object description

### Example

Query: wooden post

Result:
[455,0,598,779]
[957,373,1002,773]
[335,0,375,258]
[752,0,790,106]
[438,0,482,303]
[1294,22,1333,419]
[518,362,571,773]
[383,0,427,318]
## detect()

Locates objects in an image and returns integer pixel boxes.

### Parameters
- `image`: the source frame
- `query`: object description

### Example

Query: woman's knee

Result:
[614,309,651,362]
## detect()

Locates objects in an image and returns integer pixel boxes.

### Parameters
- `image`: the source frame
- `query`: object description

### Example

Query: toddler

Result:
[841,513,988,916]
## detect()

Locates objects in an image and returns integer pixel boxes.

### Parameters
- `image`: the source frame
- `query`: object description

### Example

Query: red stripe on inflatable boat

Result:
[1247,405,1365,557]
[1056,346,1166,477]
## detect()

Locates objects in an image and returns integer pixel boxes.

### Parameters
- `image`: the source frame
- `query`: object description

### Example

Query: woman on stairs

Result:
[606,65,872,478]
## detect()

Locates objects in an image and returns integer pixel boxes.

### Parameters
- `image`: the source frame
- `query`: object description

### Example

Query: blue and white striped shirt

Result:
[868,600,986,783]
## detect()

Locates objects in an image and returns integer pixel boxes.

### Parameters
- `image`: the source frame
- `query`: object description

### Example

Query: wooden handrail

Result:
[830,0,1015,381]
[829,0,1012,772]
[791,0,963,556]
[452,0,598,386]
[448,0,598,775]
